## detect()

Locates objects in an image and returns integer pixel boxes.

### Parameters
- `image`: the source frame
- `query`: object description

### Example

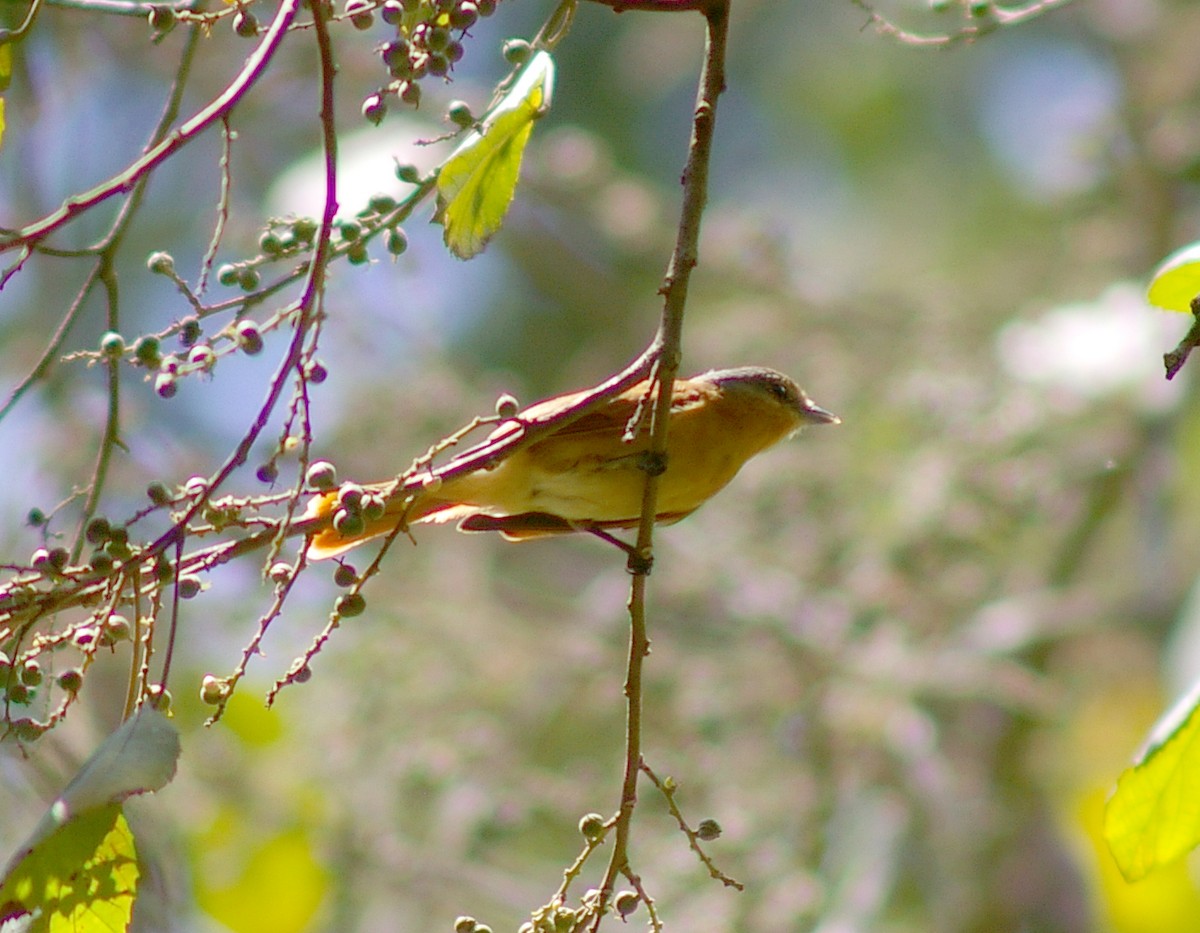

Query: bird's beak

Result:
[801,403,841,426]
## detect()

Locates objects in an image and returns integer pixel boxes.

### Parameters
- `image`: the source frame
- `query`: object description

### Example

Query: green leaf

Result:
[435,51,554,260]
[1104,680,1200,881]
[1147,242,1200,312]
[0,708,181,931]
[0,804,138,932]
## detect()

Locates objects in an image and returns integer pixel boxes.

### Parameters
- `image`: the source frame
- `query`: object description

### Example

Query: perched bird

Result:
[305,366,838,560]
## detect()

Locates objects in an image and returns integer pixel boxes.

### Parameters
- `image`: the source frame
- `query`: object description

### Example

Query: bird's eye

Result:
[770,382,790,401]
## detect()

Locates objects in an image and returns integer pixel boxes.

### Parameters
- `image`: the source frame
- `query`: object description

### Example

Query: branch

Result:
[594,0,730,924]
[0,0,301,258]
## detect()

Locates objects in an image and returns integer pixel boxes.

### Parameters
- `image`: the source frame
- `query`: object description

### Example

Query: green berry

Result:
[380,0,403,22]
[217,264,240,287]
[495,393,519,417]
[238,267,261,291]
[259,231,284,255]
[188,344,215,370]
[102,614,132,644]
[425,25,450,49]
[233,8,258,35]
[426,52,449,77]
[46,547,68,571]
[147,684,172,711]
[476,0,495,15]
[395,163,421,184]
[200,674,230,705]
[21,660,42,686]
[445,40,463,64]
[99,332,125,358]
[306,460,337,490]
[363,94,388,126]
[337,483,365,510]
[578,812,605,840]
[291,664,312,684]
[134,336,162,368]
[180,316,202,347]
[614,892,639,918]
[85,515,111,545]
[26,507,46,527]
[447,100,473,127]
[454,917,477,933]
[177,574,202,599]
[293,217,318,242]
[147,251,175,275]
[336,592,366,617]
[338,219,363,241]
[269,562,293,584]
[386,228,408,256]
[345,0,374,28]
[332,509,365,537]
[333,564,358,587]
[148,5,176,31]
[57,668,84,693]
[147,481,171,506]
[695,818,722,841]
[236,320,264,355]
[347,242,369,265]
[6,681,30,705]
[449,2,477,28]
[89,550,114,573]
[398,81,421,107]
[362,495,386,521]
[502,38,531,65]
[369,193,398,214]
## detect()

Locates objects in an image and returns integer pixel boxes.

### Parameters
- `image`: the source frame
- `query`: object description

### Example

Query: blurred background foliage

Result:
[3,0,1200,930]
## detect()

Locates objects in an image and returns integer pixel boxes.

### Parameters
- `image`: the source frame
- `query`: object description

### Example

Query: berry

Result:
[386,228,408,256]
[335,592,366,617]
[695,818,722,841]
[200,674,230,705]
[233,9,258,35]
[495,393,519,418]
[57,668,84,693]
[238,267,261,291]
[332,509,365,537]
[99,332,125,358]
[347,242,369,265]
[362,94,388,126]
[293,217,318,242]
[85,516,111,545]
[333,563,358,587]
[306,461,338,490]
[578,812,605,840]
[134,336,162,368]
[236,320,264,355]
[345,0,374,28]
[26,507,46,527]
[179,315,202,347]
[380,0,403,22]
[306,359,329,383]
[395,163,421,184]
[614,891,639,918]
[147,251,175,275]
[148,5,176,32]
[369,193,397,214]
[177,575,202,599]
[155,373,177,398]
[447,100,473,127]
[257,462,279,484]
[502,38,531,65]
[188,344,215,370]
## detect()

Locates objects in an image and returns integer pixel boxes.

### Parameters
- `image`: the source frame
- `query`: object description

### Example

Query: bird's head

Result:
[704,367,840,434]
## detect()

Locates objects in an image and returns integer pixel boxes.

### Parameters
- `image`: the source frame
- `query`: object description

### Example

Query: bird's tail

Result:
[303,484,469,560]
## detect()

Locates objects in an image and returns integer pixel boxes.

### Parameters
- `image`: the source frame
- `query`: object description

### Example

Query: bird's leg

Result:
[586,527,654,575]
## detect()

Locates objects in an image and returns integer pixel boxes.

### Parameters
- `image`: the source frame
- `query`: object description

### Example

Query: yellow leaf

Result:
[1104,680,1200,880]
[1147,242,1200,312]
[0,804,138,932]
[435,51,554,260]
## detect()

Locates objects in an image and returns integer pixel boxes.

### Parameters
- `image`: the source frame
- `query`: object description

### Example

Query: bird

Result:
[304,366,838,560]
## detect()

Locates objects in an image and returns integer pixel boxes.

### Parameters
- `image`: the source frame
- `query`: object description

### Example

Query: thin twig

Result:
[593,0,729,926]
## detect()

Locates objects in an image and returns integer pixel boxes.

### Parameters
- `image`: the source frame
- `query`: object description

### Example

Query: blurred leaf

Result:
[435,51,554,260]
[1147,242,1200,312]
[0,804,137,932]
[0,709,180,931]
[1104,681,1200,881]
[194,824,329,933]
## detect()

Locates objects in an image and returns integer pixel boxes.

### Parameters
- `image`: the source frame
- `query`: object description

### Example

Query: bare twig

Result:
[592,0,730,926]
